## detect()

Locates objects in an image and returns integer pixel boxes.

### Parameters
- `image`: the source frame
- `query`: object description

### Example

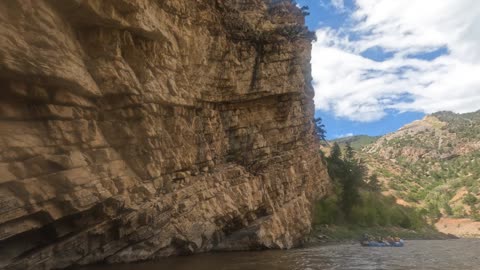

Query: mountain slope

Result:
[358,111,480,236]
[331,135,379,150]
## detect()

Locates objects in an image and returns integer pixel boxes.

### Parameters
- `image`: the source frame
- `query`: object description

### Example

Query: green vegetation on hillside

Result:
[313,190,426,229]
[331,135,379,150]
[313,143,429,232]
[434,111,480,139]
[359,110,480,222]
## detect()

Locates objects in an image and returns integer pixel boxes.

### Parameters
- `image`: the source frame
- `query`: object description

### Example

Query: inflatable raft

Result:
[361,240,404,247]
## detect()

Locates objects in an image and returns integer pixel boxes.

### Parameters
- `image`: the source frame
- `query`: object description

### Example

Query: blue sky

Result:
[315,110,425,139]
[295,0,480,139]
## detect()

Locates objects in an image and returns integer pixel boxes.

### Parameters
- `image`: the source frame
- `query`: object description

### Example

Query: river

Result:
[77,239,480,270]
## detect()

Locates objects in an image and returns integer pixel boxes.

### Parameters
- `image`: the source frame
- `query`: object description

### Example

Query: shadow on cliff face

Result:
[0,197,128,267]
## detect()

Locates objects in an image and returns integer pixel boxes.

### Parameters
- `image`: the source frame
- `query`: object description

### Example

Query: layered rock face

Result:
[0,0,330,269]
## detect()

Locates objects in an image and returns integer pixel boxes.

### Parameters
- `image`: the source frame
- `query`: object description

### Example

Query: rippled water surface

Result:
[78,239,480,270]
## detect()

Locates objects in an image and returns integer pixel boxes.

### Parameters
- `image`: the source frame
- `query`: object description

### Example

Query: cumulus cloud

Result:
[312,0,480,122]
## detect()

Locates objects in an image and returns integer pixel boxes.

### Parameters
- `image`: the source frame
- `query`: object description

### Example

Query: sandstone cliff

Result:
[0,0,330,269]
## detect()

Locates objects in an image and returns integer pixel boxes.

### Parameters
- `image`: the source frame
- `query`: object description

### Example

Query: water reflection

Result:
[77,239,480,270]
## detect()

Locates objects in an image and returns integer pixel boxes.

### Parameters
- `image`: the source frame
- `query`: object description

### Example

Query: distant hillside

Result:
[330,135,379,150]
[357,110,480,236]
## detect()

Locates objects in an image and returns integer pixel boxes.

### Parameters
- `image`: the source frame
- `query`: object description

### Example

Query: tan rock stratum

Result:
[0,0,330,269]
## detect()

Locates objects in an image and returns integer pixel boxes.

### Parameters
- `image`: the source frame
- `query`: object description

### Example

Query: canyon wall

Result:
[0,0,330,269]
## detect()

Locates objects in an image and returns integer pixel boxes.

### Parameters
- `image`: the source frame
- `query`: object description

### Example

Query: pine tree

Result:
[329,142,341,162]
[344,143,354,161]
[314,117,327,141]
[327,143,343,182]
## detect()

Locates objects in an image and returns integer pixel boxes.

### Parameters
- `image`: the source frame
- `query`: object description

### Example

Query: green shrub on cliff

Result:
[463,193,478,206]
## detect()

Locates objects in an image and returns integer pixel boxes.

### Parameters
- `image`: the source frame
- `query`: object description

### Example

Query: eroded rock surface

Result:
[0,0,330,269]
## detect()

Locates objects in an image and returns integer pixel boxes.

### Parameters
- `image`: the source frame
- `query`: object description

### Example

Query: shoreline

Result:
[306,225,458,245]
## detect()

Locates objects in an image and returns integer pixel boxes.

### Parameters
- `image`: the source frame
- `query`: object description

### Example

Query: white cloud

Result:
[335,133,354,138]
[312,0,480,122]
[331,0,345,11]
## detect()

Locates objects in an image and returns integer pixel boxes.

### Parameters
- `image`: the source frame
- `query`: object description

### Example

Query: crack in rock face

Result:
[0,0,330,269]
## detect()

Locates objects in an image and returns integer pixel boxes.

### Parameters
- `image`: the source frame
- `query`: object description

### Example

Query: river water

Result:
[78,239,480,270]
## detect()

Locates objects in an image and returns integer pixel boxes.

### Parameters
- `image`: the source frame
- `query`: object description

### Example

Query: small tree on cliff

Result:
[314,117,327,141]
[300,5,310,16]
